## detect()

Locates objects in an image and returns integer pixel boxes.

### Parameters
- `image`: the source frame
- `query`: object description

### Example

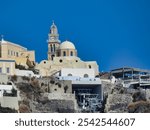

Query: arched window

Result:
[63,51,66,56]
[53,44,56,52]
[68,73,72,76]
[57,52,60,56]
[84,74,89,78]
[50,44,53,52]
[89,65,92,69]
[51,55,54,60]
[70,51,73,56]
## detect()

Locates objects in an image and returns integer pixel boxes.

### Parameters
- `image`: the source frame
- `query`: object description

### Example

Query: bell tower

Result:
[47,21,60,60]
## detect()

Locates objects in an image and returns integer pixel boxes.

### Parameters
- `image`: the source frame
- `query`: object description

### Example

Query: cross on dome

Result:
[0,35,7,44]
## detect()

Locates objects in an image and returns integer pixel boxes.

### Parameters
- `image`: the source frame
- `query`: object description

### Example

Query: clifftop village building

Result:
[0,36,35,75]
[0,22,102,112]
[0,22,150,112]
[36,22,99,76]
[0,22,99,77]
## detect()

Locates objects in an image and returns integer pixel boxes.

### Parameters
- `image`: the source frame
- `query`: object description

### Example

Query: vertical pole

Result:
[123,68,124,80]
[132,68,134,81]
[83,94,85,109]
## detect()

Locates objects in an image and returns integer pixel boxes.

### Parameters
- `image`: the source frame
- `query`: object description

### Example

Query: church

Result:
[36,22,99,76]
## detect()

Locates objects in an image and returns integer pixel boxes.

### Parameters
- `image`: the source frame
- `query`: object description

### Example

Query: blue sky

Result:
[0,0,150,71]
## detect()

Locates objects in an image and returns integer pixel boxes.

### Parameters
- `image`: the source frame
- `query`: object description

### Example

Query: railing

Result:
[59,76,100,82]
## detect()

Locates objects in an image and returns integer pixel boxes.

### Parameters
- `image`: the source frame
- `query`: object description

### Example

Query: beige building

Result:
[36,22,99,76]
[0,37,35,67]
[0,59,15,75]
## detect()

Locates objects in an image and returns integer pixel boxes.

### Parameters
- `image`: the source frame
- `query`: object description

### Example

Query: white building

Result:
[0,85,13,97]
[36,22,99,77]
[57,68,103,112]
[0,80,19,110]
[15,69,40,78]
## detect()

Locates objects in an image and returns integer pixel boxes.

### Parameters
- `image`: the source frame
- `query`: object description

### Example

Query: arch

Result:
[70,51,73,56]
[57,52,60,56]
[63,51,66,56]
[51,55,54,60]
[84,74,89,78]
[68,73,73,76]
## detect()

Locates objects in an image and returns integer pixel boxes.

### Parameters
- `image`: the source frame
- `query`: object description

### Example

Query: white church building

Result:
[36,22,99,77]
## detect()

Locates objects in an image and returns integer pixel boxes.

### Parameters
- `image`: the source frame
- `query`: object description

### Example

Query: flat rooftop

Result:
[111,67,150,74]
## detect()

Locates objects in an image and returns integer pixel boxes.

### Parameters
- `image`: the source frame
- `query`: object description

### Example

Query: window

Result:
[68,73,72,76]
[84,74,89,78]
[0,68,2,73]
[16,52,19,57]
[54,44,56,52]
[89,65,92,69]
[59,59,63,63]
[50,44,53,52]
[63,51,66,56]
[8,50,10,55]
[11,51,13,56]
[70,51,73,56]
[6,67,10,73]
[57,52,60,56]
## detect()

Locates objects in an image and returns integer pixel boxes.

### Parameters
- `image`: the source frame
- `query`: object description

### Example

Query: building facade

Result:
[36,22,99,76]
[0,37,35,75]
[57,68,103,112]
[0,37,35,67]
[0,59,15,75]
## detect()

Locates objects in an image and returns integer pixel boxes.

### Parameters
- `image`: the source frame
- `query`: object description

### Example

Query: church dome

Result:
[60,40,75,50]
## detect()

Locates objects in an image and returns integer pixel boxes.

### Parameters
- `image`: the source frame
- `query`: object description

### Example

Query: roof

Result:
[111,67,150,73]
[0,38,27,51]
[60,40,76,50]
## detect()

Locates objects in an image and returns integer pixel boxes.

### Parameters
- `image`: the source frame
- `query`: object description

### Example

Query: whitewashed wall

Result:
[15,69,40,78]
[61,68,95,78]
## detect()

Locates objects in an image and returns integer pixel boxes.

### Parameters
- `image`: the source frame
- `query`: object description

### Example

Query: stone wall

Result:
[33,99,76,113]
[105,94,132,113]
[38,77,72,94]
[145,89,150,101]
[28,92,78,113]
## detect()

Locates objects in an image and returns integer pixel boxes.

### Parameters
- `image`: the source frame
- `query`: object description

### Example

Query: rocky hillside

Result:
[15,76,76,113]
[7,75,150,113]
[102,81,150,113]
